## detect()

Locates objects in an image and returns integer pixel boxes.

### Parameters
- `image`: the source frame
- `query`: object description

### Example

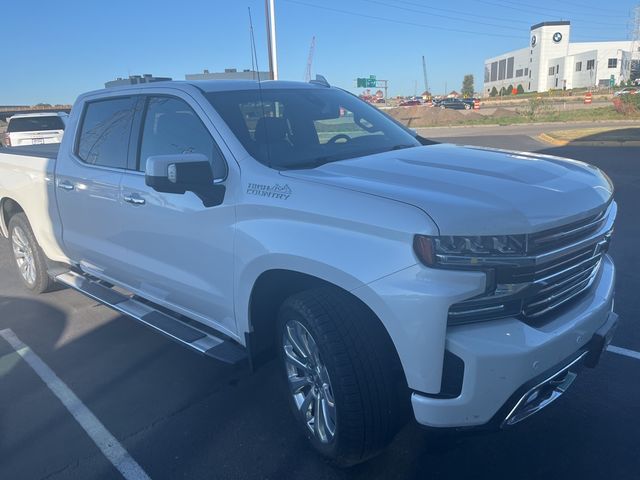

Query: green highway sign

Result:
[357,75,377,88]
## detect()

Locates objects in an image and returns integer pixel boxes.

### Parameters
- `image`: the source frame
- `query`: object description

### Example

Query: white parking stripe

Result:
[0,329,151,480]
[607,345,640,361]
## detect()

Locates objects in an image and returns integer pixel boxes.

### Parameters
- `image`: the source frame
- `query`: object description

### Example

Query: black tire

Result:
[277,287,409,467]
[464,103,471,110]
[8,213,54,294]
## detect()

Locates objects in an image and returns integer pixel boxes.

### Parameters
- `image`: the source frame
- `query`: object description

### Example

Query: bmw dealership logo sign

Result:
[531,35,537,47]
[553,32,563,43]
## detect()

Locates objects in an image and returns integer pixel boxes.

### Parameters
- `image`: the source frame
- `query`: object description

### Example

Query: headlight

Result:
[413,234,526,268]
[413,234,529,325]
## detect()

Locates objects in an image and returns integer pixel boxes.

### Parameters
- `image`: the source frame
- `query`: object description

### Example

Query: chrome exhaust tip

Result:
[502,351,587,428]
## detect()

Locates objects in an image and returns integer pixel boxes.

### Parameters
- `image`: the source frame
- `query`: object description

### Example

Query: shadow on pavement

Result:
[1,286,638,480]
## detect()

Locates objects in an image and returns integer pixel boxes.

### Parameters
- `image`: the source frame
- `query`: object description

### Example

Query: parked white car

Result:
[1,112,67,147]
[613,86,638,96]
[0,78,618,466]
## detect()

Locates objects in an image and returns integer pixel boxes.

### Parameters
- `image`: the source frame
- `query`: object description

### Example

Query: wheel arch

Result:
[0,197,25,238]
[245,268,407,388]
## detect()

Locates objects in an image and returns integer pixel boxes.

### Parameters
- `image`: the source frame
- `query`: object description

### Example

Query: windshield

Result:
[205,88,419,169]
[7,116,65,133]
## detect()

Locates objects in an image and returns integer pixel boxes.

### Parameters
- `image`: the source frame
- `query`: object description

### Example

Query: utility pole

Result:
[422,55,429,94]
[265,0,279,80]
[304,36,316,82]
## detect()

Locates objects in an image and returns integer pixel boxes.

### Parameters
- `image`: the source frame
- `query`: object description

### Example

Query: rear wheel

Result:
[277,287,409,467]
[9,213,54,293]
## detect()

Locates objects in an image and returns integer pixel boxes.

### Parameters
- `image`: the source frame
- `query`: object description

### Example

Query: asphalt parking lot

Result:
[1,133,639,480]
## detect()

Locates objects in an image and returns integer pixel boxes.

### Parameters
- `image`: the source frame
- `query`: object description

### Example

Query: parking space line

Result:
[607,345,640,361]
[0,329,151,480]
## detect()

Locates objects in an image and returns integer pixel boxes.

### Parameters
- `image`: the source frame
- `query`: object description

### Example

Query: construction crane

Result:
[422,55,429,95]
[304,36,316,82]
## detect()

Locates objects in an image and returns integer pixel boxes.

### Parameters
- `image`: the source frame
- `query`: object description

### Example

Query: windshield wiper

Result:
[278,156,333,170]
[389,144,417,151]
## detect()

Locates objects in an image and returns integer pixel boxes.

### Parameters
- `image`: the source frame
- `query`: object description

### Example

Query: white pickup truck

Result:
[0,78,618,466]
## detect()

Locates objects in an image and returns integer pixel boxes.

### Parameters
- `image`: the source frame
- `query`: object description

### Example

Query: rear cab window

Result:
[75,97,138,169]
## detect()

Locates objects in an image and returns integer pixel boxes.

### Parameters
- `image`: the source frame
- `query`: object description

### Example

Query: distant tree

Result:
[517,84,525,94]
[499,87,507,96]
[35,103,52,107]
[461,74,474,98]
[490,86,498,97]
[506,85,514,95]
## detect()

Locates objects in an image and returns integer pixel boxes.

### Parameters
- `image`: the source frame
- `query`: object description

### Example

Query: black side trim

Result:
[417,350,465,399]
[438,350,465,398]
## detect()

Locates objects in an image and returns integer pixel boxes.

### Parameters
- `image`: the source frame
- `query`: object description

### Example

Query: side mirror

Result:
[145,154,226,207]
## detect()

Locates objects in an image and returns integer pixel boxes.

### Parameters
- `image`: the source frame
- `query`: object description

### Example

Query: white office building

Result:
[483,21,636,96]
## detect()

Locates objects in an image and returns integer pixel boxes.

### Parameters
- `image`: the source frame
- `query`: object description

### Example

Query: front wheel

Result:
[464,103,471,110]
[9,213,54,293]
[277,288,409,466]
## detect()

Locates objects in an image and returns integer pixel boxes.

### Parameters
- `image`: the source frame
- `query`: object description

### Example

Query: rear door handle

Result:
[123,193,146,205]
[57,180,75,191]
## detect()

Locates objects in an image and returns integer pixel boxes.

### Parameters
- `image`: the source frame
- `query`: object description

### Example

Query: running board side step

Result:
[54,271,247,365]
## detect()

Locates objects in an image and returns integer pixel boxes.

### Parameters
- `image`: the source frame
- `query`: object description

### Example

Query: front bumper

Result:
[411,254,616,428]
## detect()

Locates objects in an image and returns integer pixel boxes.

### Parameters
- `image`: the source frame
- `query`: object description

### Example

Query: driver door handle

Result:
[123,193,146,205]
[57,180,75,191]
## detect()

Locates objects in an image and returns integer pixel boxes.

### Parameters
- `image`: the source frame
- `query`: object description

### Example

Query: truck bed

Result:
[0,143,64,260]
[0,143,60,159]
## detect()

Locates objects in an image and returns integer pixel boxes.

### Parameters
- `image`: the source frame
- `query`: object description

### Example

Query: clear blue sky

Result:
[1,0,637,104]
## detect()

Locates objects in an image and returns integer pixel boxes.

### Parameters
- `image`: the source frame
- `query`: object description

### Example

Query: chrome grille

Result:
[522,246,604,319]
[448,203,615,326]
[528,209,608,254]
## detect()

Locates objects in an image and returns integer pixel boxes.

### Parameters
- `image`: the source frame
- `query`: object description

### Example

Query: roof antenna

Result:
[249,17,256,81]
[248,7,272,167]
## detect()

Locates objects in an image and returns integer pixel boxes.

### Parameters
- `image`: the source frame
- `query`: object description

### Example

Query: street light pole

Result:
[265,0,279,80]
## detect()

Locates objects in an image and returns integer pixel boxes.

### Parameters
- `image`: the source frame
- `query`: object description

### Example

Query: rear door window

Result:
[8,116,65,133]
[76,97,137,169]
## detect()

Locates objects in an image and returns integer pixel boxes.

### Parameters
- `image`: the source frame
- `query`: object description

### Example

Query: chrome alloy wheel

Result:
[12,226,36,286]
[283,319,336,443]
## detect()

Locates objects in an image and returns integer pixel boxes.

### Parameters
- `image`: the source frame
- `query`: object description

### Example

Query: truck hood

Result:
[281,144,613,235]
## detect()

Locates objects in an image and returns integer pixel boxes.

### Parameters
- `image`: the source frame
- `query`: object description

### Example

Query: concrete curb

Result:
[414,119,640,131]
[536,133,640,147]
[537,133,568,146]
